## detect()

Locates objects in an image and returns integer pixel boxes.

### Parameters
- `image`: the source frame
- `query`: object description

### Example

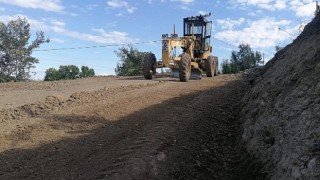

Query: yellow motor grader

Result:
[143,13,218,81]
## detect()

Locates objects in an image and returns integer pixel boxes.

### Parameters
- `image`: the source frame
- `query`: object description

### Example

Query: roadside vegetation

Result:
[115,45,147,76]
[44,65,95,81]
[221,43,262,74]
[0,17,49,82]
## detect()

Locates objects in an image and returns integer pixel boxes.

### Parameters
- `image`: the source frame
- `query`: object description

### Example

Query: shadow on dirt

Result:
[0,79,268,180]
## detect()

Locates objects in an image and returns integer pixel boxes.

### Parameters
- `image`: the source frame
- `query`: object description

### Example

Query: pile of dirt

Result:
[241,13,320,179]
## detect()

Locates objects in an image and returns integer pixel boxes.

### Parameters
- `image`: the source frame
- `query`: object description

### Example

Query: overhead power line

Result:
[34,40,162,52]
[278,27,296,38]
[212,37,238,48]
[34,37,273,60]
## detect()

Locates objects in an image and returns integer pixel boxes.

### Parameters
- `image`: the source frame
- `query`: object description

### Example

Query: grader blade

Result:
[171,68,202,80]
[172,68,179,78]
[190,68,202,80]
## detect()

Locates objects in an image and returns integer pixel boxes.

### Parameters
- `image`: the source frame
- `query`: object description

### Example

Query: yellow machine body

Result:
[143,13,218,81]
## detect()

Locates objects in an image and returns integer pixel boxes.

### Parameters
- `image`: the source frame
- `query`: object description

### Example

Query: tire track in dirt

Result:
[96,83,227,179]
[150,76,261,179]
[95,110,184,178]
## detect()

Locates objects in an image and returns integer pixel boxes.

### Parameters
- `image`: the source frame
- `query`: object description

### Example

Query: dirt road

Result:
[0,75,261,179]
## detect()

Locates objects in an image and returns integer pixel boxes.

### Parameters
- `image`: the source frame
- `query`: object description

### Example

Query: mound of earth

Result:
[241,12,320,179]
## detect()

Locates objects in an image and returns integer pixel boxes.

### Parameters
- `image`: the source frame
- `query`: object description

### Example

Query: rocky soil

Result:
[241,12,320,179]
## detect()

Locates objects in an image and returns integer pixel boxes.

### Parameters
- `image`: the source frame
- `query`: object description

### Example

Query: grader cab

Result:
[143,13,218,82]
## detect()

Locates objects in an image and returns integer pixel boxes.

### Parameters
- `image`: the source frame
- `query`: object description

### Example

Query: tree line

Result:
[44,65,95,81]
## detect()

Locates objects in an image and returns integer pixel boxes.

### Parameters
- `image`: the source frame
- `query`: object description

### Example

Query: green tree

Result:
[221,59,231,74]
[80,65,95,78]
[58,65,79,80]
[222,43,262,74]
[44,68,59,81]
[0,17,49,82]
[115,45,147,76]
[88,68,95,77]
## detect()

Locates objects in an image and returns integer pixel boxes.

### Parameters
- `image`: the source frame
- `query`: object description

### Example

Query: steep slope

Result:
[241,13,320,179]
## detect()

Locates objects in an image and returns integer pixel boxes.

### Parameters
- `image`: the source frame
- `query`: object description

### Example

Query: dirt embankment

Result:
[241,13,320,179]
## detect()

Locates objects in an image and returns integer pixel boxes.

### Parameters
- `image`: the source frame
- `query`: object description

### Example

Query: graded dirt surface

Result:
[0,76,158,109]
[0,74,257,179]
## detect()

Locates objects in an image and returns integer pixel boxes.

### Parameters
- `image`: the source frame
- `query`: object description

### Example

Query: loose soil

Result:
[0,74,260,179]
[240,12,320,179]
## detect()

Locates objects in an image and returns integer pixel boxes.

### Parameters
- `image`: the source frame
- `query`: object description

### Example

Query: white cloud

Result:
[76,30,137,46]
[248,9,263,16]
[170,0,195,9]
[107,0,137,13]
[215,18,293,48]
[0,15,16,23]
[171,0,195,4]
[0,14,64,32]
[230,0,316,17]
[84,28,139,44]
[49,19,65,27]
[199,10,208,15]
[292,2,315,17]
[50,38,65,43]
[231,0,287,10]
[0,14,139,45]
[274,0,286,9]
[0,0,64,13]
[217,17,245,30]
[61,28,138,45]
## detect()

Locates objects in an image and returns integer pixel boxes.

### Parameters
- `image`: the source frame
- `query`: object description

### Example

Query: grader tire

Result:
[213,56,219,76]
[143,53,156,80]
[179,53,191,82]
[206,56,214,77]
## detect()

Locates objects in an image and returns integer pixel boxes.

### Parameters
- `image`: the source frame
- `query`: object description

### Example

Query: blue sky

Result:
[0,0,317,79]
